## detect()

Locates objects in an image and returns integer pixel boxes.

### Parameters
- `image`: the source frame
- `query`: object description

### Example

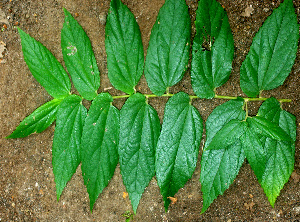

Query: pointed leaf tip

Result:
[156,92,203,211]
[191,0,234,99]
[144,0,191,95]
[18,29,71,99]
[81,93,119,212]
[61,9,100,100]
[119,93,161,213]
[240,0,299,97]
[105,0,144,94]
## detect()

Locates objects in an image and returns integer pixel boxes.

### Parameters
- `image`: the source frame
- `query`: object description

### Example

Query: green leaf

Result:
[7,99,61,138]
[240,127,266,183]
[206,119,247,150]
[61,9,100,100]
[257,97,281,122]
[81,93,119,211]
[119,93,161,213]
[105,0,144,94]
[18,28,71,99]
[257,98,296,206]
[247,116,292,142]
[144,0,191,96]
[191,0,234,99]
[156,92,203,211]
[200,99,246,213]
[240,0,299,97]
[52,95,87,200]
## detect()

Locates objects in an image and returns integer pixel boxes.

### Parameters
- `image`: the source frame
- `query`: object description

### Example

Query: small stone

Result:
[293,206,300,214]
[0,41,7,59]
[263,8,270,12]
[241,5,254,17]
[291,171,300,183]
[99,12,107,25]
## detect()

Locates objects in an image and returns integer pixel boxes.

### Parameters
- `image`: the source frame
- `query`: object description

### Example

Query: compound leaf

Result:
[240,0,299,97]
[119,93,161,213]
[61,9,100,100]
[156,92,203,211]
[52,95,87,200]
[81,93,119,211]
[144,0,191,96]
[240,127,266,183]
[206,119,247,150]
[200,99,246,213]
[18,28,71,99]
[247,116,292,142]
[105,0,144,94]
[257,98,296,206]
[191,0,234,99]
[7,99,61,139]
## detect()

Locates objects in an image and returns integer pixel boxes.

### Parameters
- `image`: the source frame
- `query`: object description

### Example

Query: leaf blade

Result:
[18,28,71,99]
[7,99,61,138]
[61,9,100,100]
[200,98,246,213]
[241,127,266,183]
[191,0,234,99]
[247,116,292,142]
[105,0,144,94]
[52,95,87,200]
[206,119,247,150]
[119,93,161,213]
[257,98,296,206]
[81,93,119,211]
[156,92,203,211]
[144,0,191,96]
[240,0,299,97]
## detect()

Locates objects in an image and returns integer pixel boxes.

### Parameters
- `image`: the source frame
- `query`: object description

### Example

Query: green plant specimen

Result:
[7,0,298,215]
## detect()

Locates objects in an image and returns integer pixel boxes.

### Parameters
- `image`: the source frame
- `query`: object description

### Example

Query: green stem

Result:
[112,94,130,99]
[214,95,238,100]
[112,93,291,103]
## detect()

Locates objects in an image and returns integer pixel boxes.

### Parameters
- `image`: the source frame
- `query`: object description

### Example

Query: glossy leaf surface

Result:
[191,0,234,99]
[206,119,247,150]
[105,0,144,94]
[200,99,246,213]
[240,0,299,97]
[257,98,296,206]
[52,95,87,200]
[119,93,161,213]
[156,92,203,211]
[144,0,191,96]
[61,9,100,100]
[18,28,71,99]
[247,116,292,142]
[81,93,119,211]
[7,99,61,138]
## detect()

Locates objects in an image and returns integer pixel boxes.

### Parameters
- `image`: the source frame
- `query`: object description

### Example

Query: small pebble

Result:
[99,12,107,25]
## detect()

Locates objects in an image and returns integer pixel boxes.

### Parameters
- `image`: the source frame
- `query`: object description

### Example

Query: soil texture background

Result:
[1,0,300,221]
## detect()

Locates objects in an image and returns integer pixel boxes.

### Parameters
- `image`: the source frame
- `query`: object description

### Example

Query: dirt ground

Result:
[1,0,300,221]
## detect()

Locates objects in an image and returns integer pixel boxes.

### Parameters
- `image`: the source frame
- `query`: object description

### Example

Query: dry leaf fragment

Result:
[0,9,9,25]
[241,5,254,17]
[167,196,177,205]
[291,171,300,183]
[0,41,7,59]
[123,192,128,199]
[244,201,255,211]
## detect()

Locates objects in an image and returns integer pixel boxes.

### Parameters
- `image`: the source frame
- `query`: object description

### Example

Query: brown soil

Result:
[1,0,300,221]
